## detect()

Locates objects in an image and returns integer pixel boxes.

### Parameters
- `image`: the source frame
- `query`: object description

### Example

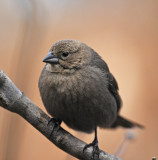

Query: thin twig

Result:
[115,129,136,158]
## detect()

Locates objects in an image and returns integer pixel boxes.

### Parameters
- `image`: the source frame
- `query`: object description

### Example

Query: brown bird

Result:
[38,39,143,158]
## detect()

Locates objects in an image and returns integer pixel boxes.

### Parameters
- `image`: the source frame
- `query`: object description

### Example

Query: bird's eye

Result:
[62,52,69,57]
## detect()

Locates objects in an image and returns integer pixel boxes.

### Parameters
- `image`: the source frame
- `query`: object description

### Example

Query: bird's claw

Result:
[48,118,62,137]
[83,140,101,160]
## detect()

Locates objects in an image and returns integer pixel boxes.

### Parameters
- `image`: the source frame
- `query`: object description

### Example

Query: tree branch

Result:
[0,70,121,160]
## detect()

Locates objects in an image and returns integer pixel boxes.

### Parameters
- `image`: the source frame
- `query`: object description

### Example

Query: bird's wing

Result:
[90,50,122,112]
[107,72,122,112]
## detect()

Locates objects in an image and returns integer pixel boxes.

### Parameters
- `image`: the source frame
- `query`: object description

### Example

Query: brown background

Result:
[0,1,158,160]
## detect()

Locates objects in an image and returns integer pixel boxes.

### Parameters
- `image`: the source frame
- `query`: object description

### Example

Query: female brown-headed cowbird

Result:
[38,39,143,157]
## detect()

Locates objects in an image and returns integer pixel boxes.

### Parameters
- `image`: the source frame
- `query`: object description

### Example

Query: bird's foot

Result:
[83,139,101,160]
[48,118,62,137]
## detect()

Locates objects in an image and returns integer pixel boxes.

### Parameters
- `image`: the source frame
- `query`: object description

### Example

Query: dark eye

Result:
[62,52,69,57]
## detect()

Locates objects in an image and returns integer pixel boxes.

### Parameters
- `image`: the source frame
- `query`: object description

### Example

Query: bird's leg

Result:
[83,127,101,159]
[48,118,62,137]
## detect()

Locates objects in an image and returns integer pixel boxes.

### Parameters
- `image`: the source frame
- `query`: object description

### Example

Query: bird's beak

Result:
[43,51,59,64]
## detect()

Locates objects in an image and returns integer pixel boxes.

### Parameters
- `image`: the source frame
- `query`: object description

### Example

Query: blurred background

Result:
[0,0,158,160]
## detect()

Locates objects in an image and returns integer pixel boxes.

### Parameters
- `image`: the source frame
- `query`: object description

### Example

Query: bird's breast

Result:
[39,66,117,133]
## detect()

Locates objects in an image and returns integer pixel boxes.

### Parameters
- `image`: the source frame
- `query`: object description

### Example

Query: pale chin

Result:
[45,63,76,74]
[45,63,63,73]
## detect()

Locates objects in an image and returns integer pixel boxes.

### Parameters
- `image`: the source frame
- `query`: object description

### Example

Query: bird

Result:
[38,39,143,158]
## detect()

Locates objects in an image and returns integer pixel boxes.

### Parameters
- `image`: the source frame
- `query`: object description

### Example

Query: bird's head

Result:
[43,39,92,70]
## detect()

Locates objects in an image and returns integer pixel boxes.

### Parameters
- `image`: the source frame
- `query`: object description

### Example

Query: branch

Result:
[0,70,121,160]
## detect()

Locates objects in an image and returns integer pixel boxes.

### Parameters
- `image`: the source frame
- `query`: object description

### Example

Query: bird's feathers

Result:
[111,115,144,129]
[39,39,143,133]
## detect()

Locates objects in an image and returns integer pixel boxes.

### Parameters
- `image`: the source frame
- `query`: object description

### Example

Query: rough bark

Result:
[0,70,121,160]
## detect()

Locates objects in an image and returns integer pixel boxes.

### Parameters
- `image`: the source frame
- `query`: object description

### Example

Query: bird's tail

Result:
[111,115,144,129]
